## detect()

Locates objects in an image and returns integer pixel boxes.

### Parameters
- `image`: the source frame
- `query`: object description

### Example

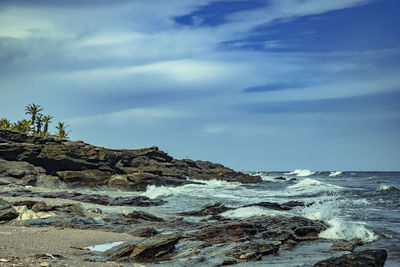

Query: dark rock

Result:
[226,241,262,261]
[0,189,165,207]
[178,202,233,216]
[258,241,280,255]
[274,177,286,180]
[12,200,39,209]
[332,238,364,251]
[14,216,68,227]
[86,207,103,214]
[0,129,260,190]
[243,200,305,211]
[130,227,159,237]
[122,210,164,222]
[0,198,19,221]
[103,233,181,262]
[314,249,387,267]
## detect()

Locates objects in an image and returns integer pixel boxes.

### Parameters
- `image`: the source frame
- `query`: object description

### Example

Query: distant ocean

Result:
[94,170,400,266]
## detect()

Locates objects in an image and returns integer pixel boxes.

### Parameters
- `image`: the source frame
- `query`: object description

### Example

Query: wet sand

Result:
[0,225,136,266]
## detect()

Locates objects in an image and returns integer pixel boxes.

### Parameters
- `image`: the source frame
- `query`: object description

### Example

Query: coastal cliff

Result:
[0,129,260,190]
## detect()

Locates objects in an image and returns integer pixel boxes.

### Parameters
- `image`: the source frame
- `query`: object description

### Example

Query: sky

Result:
[0,0,399,171]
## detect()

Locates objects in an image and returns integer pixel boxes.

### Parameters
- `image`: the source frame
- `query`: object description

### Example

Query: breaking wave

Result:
[141,179,242,199]
[221,206,284,219]
[286,169,315,177]
[281,178,344,197]
[302,200,377,242]
[329,171,343,177]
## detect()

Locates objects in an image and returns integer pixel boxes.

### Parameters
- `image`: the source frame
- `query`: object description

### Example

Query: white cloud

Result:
[69,107,191,126]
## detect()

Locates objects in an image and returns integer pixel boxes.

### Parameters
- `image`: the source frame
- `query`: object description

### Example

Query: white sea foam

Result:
[302,200,377,242]
[319,219,377,242]
[221,206,284,219]
[86,241,124,252]
[286,169,315,177]
[376,184,396,191]
[281,178,343,197]
[259,174,286,182]
[141,179,242,199]
[329,171,343,177]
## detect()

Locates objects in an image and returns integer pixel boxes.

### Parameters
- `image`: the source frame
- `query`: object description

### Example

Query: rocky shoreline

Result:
[0,129,388,266]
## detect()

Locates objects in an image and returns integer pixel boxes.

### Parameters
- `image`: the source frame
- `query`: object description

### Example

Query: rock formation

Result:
[0,129,260,190]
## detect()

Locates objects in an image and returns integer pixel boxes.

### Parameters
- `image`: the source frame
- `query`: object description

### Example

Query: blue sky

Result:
[1,0,399,171]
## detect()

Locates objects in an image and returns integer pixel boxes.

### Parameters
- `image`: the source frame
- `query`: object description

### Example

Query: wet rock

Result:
[190,215,327,258]
[332,238,363,251]
[0,189,165,207]
[226,242,262,261]
[313,249,387,267]
[294,226,322,241]
[0,198,19,221]
[130,227,159,237]
[258,241,280,255]
[121,210,164,222]
[103,234,181,262]
[274,177,286,180]
[243,200,305,211]
[178,202,233,216]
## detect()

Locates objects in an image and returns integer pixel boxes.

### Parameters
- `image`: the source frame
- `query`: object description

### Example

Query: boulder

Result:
[0,198,19,221]
[314,249,387,267]
[130,227,159,237]
[103,234,181,262]
[121,210,164,222]
[178,202,233,216]
[332,238,363,251]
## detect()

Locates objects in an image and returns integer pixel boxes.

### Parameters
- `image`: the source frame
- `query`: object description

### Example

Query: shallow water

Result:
[83,170,400,266]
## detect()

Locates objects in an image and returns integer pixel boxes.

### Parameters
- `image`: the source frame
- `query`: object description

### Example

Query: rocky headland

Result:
[0,129,388,266]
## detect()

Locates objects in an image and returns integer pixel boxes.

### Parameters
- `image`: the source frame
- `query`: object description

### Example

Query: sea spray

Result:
[221,206,284,219]
[302,199,377,242]
[286,169,316,177]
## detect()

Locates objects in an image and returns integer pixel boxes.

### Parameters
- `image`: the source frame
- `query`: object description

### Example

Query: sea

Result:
[88,170,400,266]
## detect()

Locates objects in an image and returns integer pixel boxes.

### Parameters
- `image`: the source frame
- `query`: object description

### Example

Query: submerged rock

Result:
[313,249,387,267]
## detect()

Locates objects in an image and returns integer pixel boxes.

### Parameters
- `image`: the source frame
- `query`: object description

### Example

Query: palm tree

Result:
[56,122,69,139]
[0,118,11,129]
[43,115,53,134]
[35,114,43,134]
[11,120,30,132]
[25,104,43,126]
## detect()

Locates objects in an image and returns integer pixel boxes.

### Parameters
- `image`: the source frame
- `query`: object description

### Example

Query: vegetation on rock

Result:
[1,103,70,139]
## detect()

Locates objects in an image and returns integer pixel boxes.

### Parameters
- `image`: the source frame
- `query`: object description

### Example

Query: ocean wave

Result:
[286,169,315,177]
[302,200,377,243]
[319,219,377,242]
[373,185,400,196]
[141,179,242,199]
[221,206,284,219]
[329,171,343,177]
[281,178,344,197]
